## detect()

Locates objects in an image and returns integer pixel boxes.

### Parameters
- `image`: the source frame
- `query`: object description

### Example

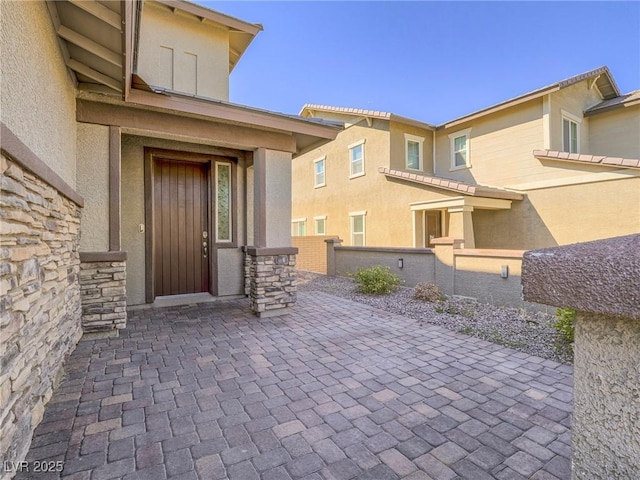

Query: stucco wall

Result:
[454,252,525,306]
[589,105,640,159]
[334,247,436,287]
[76,123,110,251]
[572,313,640,479]
[137,2,229,100]
[0,0,77,188]
[548,81,602,154]
[121,135,248,304]
[473,176,640,249]
[435,100,546,186]
[389,121,434,174]
[263,149,293,247]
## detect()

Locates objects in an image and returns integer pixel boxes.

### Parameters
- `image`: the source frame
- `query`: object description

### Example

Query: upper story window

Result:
[405,134,424,171]
[314,157,326,187]
[349,140,365,178]
[562,111,581,154]
[291,218,306,236]
[448,128,471,170]
[314,216,326,235]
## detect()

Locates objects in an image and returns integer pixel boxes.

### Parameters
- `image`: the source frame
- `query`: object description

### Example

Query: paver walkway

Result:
[16,292,573,480]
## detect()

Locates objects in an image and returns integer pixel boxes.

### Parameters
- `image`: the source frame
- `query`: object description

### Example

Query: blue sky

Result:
[204,1,640,125]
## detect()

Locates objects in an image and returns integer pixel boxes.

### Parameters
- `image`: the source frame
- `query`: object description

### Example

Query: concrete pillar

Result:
[447,205,475,248]
[253,148,293,248]
[431,237,463,296]
[522,234,640,480]
[325,237,343,276]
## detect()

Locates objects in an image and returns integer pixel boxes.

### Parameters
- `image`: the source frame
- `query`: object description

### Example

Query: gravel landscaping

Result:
[298,272,574,365]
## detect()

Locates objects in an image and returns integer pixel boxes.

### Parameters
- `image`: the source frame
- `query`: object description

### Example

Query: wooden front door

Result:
[153,159,209,296]
[425,211,441,248]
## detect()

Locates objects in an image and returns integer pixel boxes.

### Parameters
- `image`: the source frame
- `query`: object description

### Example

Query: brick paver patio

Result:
[15,292,573,480]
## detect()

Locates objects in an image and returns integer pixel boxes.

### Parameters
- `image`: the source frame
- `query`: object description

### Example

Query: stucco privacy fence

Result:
[522,234,640,479]
[324,237,532,308]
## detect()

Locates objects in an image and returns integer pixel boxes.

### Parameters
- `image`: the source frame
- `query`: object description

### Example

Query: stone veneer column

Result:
[245,247,297,317]
[78,251,127,334]
[522,234,640,480]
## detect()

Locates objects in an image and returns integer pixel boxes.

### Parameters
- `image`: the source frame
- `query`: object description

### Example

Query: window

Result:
[405,134,424,170]
[314,157,326,187]
[349,140,365,178]
[215,162,232,242]
[291,219,306,236]
[314,216,326,235]
[562,111,581,153]
[449,129,471,170]
[349,211,366,246]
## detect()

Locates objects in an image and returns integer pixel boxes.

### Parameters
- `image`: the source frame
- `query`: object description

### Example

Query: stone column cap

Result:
[430,237,464,247]
[324,237,343,244]
[522,234,640,319]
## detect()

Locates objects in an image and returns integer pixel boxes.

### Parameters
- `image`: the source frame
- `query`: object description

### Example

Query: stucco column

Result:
[432,237,463,296]
[253,148,293,248]
[325,237,343,276]
[522,234,640,480]
[447,206,475,248]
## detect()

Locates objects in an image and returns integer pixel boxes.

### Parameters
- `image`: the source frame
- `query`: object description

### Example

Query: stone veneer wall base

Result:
[0,154,82,468]
[78,255,127,333]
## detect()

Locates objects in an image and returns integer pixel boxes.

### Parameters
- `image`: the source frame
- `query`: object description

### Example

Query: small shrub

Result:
[554,308,575,343]
[412,282,444,302]
[353,265,402,295]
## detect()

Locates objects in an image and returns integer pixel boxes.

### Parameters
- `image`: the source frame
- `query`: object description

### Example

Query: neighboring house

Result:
[292,67,639,250]
[1,0,339,467]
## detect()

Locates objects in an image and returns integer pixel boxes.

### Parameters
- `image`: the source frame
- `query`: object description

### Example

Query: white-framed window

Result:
[562,110,581,154]
[314,215,326,235]
[448,128,471,170]
[314,157,326,188]
[291,218,306,237]
[349,140,365,178]
[405,133,424,171]
[349,211,367,246]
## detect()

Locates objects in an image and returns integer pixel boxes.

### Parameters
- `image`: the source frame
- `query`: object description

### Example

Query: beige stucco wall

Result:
[293,119,453,247]
[435,100,546,186]
[548,81,602,154]
[572,313,640,480]
[137,2,229,99]
[589,105,640,158]
[121,135,247,304]
[76,123,110,251]
[389,121,434,174]
[473,175,640,249]
[0,0,77,187]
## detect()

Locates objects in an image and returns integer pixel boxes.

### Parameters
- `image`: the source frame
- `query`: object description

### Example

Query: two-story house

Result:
[292,67,639,250]
[1,0,340,466]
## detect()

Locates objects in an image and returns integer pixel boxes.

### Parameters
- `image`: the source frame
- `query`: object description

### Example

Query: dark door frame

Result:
[143,147,240,303]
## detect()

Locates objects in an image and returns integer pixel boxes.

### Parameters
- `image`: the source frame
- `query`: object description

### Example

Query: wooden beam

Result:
[68,0,122,30]
[57,25,121,67]
[45,1,78,86]
[66,58,122,92]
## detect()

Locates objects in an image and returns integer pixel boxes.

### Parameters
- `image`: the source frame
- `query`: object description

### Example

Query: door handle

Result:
[203,241,208,258]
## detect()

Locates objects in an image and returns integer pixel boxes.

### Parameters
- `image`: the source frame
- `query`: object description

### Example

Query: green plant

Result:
[412,282,444,302]
[554,308,575,343]
[352,265,402,295]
